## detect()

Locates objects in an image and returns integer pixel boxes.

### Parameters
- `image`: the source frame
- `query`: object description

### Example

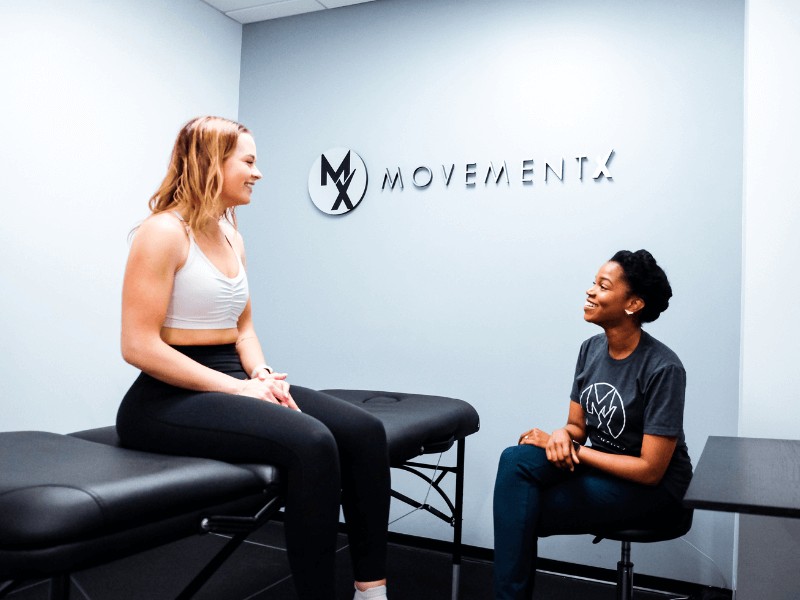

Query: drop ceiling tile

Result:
[202,1,274,12]
[227,0,325,23]
[319,0,377,7]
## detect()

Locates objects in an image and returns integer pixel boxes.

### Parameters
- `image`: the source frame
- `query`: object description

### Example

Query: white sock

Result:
[353,584,387,600]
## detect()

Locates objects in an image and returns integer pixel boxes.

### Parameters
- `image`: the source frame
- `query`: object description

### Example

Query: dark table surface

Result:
[683,436,800,518]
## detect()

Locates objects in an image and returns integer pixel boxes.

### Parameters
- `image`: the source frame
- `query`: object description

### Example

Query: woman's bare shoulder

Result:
[129,212,190,268]
[134,212,188,241]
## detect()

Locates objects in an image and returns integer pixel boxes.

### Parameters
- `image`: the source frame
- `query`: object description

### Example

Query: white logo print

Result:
[307,148,368,215]
[580,383,626,439]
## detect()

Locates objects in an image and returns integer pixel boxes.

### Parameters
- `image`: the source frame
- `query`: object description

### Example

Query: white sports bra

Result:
[162,213,249,330]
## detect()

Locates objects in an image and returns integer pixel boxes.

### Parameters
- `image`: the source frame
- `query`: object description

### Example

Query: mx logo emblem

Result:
[307,148,368,215]
[580,382,626,439]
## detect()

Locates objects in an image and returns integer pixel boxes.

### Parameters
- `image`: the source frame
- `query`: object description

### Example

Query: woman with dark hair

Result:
[117,116,390,600]
[493,250,692,600]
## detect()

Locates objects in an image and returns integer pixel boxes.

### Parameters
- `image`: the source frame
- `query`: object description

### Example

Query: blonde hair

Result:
[149,116,250,233]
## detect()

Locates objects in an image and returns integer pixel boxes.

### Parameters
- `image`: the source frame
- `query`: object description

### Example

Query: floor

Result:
[6,520,722,600]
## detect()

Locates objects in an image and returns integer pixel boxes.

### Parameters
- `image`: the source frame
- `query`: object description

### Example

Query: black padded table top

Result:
[70,426,281,492]
[0,391,477,552]
[0,390,479,590]
[321,389,480,465]
[0,431,276,549]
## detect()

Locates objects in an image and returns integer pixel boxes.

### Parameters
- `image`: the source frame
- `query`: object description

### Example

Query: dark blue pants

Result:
[493,445,677,600]
[117,344,390,600]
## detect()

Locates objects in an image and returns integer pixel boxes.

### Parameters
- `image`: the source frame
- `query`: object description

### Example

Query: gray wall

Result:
[0,0,242,432]
[738,0,800,598]
[238,0,743,586]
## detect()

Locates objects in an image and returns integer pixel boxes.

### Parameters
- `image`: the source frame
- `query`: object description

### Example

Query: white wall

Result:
[738,1,800,598]
[238,0,743,586]
[0,0,242,433]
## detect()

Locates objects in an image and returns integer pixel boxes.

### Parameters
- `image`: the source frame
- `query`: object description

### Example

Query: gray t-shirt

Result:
[570,331,693,500]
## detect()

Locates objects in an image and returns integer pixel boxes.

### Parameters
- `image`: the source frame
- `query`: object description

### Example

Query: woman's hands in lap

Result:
[238,372,300,411]
[518,427,580,471]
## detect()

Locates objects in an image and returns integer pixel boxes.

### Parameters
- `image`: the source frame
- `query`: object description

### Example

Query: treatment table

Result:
[0,390,479,600]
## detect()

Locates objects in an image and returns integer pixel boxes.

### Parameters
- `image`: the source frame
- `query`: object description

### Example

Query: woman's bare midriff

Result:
[160,327,239,346]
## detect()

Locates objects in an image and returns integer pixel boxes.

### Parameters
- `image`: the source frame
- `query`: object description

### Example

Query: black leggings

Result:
[116,344,390,600]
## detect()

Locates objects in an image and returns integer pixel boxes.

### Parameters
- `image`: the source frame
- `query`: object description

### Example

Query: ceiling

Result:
[202,0,377,24]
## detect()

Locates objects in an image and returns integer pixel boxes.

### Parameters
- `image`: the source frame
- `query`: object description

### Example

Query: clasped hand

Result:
[238,371,300,411]
[518,426,580,471]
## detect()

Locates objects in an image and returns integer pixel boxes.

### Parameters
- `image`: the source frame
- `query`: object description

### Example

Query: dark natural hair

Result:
[609,249,672,323]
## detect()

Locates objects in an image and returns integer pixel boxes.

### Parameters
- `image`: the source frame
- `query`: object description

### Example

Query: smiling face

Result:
[220,133,262,208]
[584,261,643,326]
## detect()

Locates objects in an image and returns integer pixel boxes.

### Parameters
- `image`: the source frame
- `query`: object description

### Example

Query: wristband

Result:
[250,363,273,378]
[572,439,582,453]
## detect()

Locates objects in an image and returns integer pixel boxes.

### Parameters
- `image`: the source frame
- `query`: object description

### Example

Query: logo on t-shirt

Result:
[580,382,626,439]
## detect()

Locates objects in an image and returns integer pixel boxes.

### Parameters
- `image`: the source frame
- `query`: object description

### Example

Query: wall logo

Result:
[381,150,615,190]
[307,148,368,215]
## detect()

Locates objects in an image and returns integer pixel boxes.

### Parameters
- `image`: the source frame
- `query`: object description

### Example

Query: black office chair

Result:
[591,508,694,600]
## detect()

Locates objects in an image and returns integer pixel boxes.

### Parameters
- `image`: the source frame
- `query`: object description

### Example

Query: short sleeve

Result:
[642,363,686,436]
[570,338,591,402]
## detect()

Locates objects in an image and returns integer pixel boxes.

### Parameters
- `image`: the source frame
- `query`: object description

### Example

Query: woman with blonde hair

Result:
[117,116,390,600]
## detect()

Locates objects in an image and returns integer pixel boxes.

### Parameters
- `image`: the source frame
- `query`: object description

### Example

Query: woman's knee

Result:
[496,446,526,489]
[497,445,559,488]
[498,444,545,471]
[498,445,521,468]
[279,418,340,483]
[327,409,387,457]
[353,412,387,447]
[297,420,338,459]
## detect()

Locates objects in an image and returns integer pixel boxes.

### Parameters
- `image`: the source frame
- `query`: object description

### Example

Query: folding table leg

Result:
[176,531,249,600]
[49,574,70,600]
[0,580,22,599]
[451,438,465,600]
[390,437,470,600]
[176,494,284,599]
